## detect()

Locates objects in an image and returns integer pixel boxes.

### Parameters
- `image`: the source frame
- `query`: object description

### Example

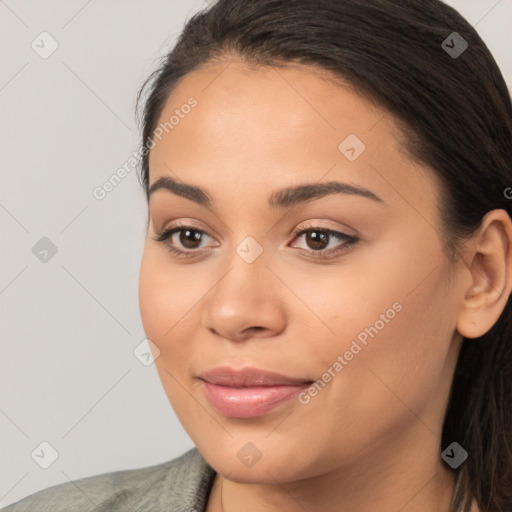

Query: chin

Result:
[197,439,314,484]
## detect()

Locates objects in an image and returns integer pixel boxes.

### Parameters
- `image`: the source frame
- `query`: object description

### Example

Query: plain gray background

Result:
[1,0,511,507]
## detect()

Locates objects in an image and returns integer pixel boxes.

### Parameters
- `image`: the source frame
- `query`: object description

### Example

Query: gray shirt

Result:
[1,448,216,512]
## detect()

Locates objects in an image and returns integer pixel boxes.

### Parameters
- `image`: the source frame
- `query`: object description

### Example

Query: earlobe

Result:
[456,209,512,340]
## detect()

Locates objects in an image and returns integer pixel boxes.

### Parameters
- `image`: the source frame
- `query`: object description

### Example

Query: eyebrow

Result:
[148,176,385,209]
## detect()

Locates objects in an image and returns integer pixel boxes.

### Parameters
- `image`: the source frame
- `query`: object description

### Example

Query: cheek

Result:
[328,272,454,424]
[138,250,165,342]
[304,244,454,420]
[139,249,199,415]
[139,246,186,333]
[138,247,201,368]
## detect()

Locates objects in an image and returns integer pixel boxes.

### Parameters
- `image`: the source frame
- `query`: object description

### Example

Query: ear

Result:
[456,209,512,339]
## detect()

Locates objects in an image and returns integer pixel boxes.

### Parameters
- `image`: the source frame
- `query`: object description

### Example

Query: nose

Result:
[201,250,287,343]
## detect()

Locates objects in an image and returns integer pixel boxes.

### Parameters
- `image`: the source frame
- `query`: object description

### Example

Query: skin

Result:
[138,58,512,512]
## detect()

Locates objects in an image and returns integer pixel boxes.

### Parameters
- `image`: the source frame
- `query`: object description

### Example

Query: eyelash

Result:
[152,220,359,260]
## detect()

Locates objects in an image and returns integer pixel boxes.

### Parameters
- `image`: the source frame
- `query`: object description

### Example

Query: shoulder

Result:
[1,447,216,512]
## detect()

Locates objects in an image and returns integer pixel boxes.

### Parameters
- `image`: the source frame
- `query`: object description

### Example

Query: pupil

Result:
[180,229,202,248]
[307,231,328,250]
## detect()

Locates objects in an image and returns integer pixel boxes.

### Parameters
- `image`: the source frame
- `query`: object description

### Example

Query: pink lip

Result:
[197,367,312,418]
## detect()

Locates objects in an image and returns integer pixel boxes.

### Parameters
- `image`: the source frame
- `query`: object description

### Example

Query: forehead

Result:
[147,59,440,219]
[150,59,394,159]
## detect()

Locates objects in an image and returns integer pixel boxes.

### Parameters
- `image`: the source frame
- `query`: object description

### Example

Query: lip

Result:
[198,366,312,387]
[197,366,313,418]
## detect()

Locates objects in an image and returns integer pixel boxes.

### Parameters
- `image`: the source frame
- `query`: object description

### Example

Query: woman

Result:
[3,0,511,511]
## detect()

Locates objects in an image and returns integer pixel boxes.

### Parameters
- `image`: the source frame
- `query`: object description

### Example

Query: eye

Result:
[152,221,217,258]
[288,225,359,259]
[152,221,359,260]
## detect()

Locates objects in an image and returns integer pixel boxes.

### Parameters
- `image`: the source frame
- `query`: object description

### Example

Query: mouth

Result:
[197,366,314,418]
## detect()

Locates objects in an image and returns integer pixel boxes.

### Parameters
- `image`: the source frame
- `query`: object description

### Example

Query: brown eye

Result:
[289,226,359,259]
[153,222,217,258]
[153,222,358,261]
[177,228,204,249]
[303,230,330,250]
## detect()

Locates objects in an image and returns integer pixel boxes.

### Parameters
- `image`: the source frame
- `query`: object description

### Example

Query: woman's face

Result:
[139,59,465,484]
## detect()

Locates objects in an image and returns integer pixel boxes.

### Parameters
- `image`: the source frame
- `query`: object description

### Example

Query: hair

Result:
[135,1,512,510]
